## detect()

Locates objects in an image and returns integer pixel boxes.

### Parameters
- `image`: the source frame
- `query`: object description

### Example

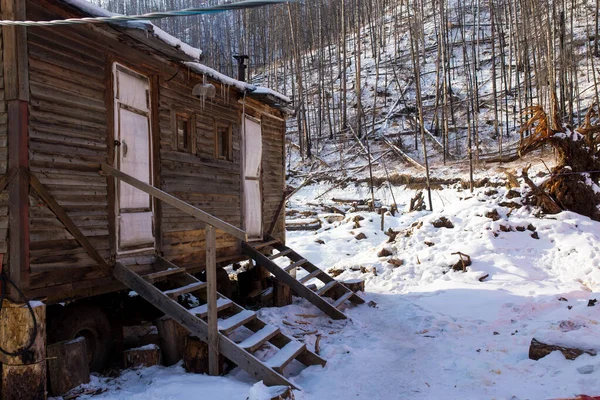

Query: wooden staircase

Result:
[242,237,365,320]
[114,258,326,389]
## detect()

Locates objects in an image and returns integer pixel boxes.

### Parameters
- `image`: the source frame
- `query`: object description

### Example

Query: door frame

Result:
[112,62,155,255]
[242,114,263,240]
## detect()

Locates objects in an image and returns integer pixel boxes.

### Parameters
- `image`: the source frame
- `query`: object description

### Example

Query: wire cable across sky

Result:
[0,0,297,26]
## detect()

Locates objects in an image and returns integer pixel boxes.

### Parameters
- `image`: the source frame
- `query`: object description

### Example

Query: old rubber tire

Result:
[49,305,113,372]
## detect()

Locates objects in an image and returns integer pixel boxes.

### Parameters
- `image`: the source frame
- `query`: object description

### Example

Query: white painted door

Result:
[114,64,154,253]
[243,117,263,239]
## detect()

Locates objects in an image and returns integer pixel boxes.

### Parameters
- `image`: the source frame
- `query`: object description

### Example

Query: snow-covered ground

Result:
[67,178,600,400]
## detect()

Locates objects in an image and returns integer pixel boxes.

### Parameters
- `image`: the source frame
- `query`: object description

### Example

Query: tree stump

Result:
[0,300,46,400]
[273,278,292,307]
[47,337,90,396]
[342,279,365,293]
[124,344,162,368]
[529,338,596,360]
[155,317,187,366]
[183,336,224,375]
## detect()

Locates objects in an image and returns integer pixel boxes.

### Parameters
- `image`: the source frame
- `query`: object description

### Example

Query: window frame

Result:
[171,110,196,154]
[214,122,233,161]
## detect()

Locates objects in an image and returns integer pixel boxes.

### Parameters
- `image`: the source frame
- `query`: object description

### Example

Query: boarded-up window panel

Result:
[215,124,232,161]
[119,212,154,249]
[243,179,262,238]
[119,108,151,211]
[244,118,262,178]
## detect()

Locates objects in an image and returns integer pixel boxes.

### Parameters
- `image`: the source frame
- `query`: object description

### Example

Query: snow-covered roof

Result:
[252,87,292,104]
[59,0,291,109]
[184,62,254,92]
[60,0,202,61]
[183,63,292,106]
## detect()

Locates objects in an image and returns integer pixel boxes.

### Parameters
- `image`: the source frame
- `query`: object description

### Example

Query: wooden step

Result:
[284,259,308,272]
[219,310,256,335]
[299,269,324,284]
[317,281,338,296]
[188,298,233,318]
[113,263,300,389]
[163,282,207,298]
[333,291,354,309]
[238,325,280,353]
[265,341,306,374]
[143,267,186,282]
[269,249,293,260]
[252,240,280,250]
[242,242,348,320]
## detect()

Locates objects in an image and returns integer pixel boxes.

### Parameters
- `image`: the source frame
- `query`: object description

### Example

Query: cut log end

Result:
[124,344,162,368]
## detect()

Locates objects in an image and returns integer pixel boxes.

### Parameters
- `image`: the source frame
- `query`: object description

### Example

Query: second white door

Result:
[243,117,263,240]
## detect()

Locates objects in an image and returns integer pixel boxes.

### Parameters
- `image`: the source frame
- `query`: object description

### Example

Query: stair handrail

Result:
[101,162,246,376]
[101,164,247,241]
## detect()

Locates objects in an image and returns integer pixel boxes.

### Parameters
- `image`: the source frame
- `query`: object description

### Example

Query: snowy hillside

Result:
[64,176,600,400]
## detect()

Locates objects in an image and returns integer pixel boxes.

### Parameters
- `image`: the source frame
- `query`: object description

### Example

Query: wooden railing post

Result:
[205,225,219,375]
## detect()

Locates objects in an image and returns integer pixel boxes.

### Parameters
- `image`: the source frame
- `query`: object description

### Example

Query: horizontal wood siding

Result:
[20,0,288,300]
[26,2,109,292]
[158,75,243,269]
[0,27,7,257]
[261,115,285,241]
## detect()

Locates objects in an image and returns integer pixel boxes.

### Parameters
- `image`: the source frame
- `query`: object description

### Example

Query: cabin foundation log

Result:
[182,335,224,375]
[124,345,162,368]
[1,360,46,400]
[46,337,89,397]
[272,278,292,307]
[155,316,187,366]
[0,300,46,400]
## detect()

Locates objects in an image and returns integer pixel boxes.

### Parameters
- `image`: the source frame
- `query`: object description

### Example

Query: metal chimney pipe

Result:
[233,55,249,82]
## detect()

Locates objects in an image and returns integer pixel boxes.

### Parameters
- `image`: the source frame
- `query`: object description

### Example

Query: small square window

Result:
[216,125,232,161]
[177,115,189,151]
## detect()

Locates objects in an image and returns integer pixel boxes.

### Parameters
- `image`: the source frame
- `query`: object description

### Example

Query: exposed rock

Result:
[388,258,404,267]
[328,268,345,278]
[355,232,367,240]
[485,209,500,221]
[506,189,521,199]
[377,248,393,257]
[432,217,454,229]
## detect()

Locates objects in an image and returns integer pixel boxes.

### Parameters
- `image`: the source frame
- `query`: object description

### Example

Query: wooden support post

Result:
[3,0,30,302]
[205,225,219,376]
[155,316,187,366]
[0,300,46,400]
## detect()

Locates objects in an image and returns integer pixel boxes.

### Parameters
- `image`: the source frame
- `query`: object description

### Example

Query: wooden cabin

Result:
[0,2,367,396]
[0,0,292,305]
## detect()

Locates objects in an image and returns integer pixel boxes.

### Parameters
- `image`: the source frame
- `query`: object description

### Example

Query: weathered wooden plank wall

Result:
[18,0,287,300]
[0,27,8,258]
[261,114,286,241]
[26,2,109,294]
[158,74,243,269]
